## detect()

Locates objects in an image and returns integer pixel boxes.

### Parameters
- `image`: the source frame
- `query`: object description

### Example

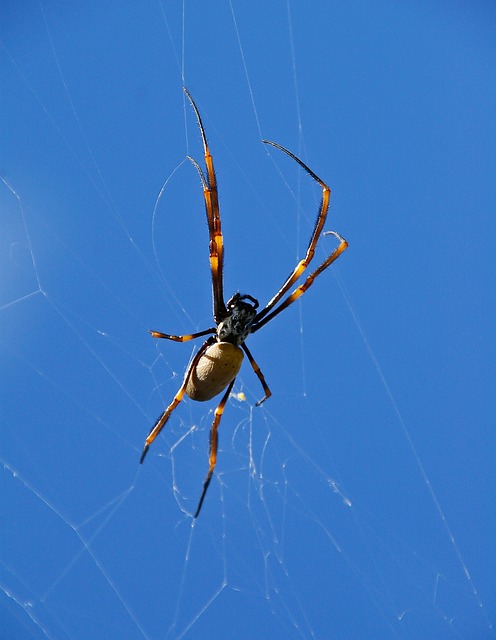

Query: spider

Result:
[140,88,348,518]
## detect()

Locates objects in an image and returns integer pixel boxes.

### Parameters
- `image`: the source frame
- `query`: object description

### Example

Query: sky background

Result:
[1,2,495,639]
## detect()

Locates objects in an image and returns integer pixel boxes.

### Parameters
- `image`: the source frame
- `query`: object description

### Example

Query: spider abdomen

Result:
[185,342,243,402]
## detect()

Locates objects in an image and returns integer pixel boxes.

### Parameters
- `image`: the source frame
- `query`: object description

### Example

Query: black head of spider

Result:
[218,293,259,345]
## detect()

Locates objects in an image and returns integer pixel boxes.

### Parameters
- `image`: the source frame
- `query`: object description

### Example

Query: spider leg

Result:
[253,232,348,332]
[241,343,272,406]
[140,336,215,463]
[149,327,216,342]
[194,379,236,518]
[184,88,227,323]
[255,140,333,324]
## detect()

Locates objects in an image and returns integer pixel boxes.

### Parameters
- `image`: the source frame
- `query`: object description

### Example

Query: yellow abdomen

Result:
[185,342,244,402]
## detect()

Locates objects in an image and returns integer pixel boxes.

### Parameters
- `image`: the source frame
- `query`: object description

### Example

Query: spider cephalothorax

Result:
[217,293,259,345]
[140,88,348,517]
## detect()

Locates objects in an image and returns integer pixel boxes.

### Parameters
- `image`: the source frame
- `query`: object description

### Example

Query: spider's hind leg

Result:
[140,337,215,463]
[242,343,272,406]
[194,378,236,518]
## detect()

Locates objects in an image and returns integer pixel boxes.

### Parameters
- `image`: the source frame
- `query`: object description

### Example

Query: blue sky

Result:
[1,2,495,639]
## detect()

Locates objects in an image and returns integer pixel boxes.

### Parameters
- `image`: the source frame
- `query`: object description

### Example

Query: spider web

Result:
[1,2,494,639]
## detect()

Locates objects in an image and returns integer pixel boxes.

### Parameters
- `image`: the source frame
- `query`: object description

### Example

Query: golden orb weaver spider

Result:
[140,88,348,518]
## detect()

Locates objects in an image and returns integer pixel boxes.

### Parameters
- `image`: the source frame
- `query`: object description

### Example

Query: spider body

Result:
[185,293,259,401]
[140,88,348,517]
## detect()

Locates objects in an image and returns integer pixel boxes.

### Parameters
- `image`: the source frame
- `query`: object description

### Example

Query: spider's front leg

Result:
[184,88,227,324]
